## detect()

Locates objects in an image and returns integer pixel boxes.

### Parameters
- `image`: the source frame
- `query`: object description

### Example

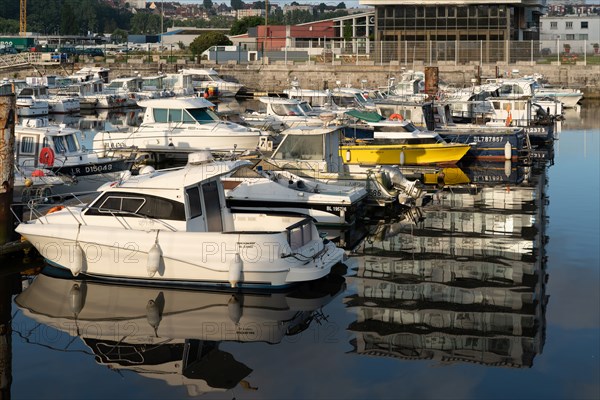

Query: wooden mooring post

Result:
[0,86,16,249]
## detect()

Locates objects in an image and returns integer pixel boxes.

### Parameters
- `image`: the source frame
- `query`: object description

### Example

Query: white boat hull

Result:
[95,127,264,153]
[17,219,344,288]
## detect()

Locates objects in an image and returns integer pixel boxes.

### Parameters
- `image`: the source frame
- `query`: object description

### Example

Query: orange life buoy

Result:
[389,113,404,121]
[46,205,64,215]
[39,147,55,167]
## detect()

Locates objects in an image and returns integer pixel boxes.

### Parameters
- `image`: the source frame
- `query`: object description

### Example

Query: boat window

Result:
[20,88,33,96]
[52,136,66,153]
[86,192,185,220]
[64,134,80,152]
[20,136,35,154]
[185,186,203,218]
[98,196,145,214]
[272,134,324,160]
[332,95,356,107]
[186,108,218,123]
[299,102,313,113]
[271,103,287,116]
[287,219,313,250]
[169,109,183,122]
[153,108,168,123]
[40,87,48,96]
[202,180,223,232]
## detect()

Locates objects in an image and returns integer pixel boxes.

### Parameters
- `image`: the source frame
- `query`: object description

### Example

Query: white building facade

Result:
[540,14,600,54]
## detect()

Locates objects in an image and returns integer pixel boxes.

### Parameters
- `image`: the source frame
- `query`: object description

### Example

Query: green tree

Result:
[189,31,232,56]
[131,12,161,34]
[231,0,245,11]
[203,0,213,10]
[343,23,352,40]
[230,16,264,36]
[111,28,128,43]
[0,18,19,35]
[337,2,346,9]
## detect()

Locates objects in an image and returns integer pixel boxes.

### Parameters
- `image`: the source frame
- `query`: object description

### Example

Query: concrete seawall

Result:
[5,62,600,99]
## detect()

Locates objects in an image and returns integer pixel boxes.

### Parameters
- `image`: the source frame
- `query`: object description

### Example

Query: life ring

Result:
[389,113,404,121]
[46,205,64,215]
[39,147,55,166]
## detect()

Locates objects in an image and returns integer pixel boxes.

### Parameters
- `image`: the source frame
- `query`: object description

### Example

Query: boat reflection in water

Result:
[15,272,345,395]
[345,166,549,368]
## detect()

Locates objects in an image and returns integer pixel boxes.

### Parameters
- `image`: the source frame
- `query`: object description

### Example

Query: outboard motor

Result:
[379,166,423,204]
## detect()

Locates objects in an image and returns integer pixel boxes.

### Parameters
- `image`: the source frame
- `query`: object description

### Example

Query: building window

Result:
[579,34,588,40]
[566,21,573,29]
[566,34,575,40]
[550,22,557,29]
[581,21,588,29]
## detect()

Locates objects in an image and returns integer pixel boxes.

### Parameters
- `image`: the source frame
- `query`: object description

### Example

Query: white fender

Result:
[504,141,512,160]
[147,243,162,277]
[72,244,84,277]
[229,253,242,288]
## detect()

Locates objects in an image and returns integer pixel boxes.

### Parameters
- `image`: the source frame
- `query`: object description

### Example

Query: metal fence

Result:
[5,39,594,68]
[220,39,600,65]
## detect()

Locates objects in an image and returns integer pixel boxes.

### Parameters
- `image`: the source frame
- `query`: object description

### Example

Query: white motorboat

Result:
[223,164,368,225]
[16,151,345,288]
[265,125,423,206]
[180,68,244,97]
[20,81,80,114]
[15,272,344,394]
[14,82,49,116]
[15,117,134,193]
[243,97,331,131]
[93,97,268,155]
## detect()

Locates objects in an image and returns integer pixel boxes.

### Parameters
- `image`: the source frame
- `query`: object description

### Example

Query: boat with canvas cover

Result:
[16,151,345,288]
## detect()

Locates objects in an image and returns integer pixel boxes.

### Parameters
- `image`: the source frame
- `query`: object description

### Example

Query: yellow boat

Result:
[340,120,471,166]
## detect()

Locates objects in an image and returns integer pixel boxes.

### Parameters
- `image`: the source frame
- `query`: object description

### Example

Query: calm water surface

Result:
[1,102,599,400]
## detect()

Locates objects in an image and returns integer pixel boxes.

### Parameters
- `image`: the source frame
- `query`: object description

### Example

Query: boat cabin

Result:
[270,126,345,173]
[138,98,220,125]
[371,125,448,144]
[16,118,85,169]
[85,153,247,232]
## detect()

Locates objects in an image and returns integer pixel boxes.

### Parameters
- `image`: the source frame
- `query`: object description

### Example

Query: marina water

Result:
[1,102,598,399]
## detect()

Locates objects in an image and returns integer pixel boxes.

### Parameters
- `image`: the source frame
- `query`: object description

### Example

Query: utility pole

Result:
[19,0,26,37]
[265,0,268,50]
[160,1,164,48]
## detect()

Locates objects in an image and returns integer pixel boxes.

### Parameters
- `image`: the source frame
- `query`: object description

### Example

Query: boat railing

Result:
[14,197,179,232]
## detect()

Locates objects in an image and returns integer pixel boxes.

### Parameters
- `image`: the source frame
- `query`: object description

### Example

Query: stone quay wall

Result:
[7,61,600,99]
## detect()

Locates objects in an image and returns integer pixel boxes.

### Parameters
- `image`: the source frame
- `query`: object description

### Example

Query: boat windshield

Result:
[331,95,357,108]
[52,134,80,153]
[272,134,324,160]
[299,102,313,113]
[271,102,306,117]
